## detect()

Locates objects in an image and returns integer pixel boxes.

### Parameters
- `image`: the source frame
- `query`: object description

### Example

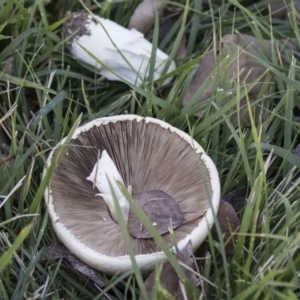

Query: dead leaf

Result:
[211,200,240,255]
[1,58,13,76]
[0,126,12,165]
[0,155,15,166]
[222,186,248,211]
[141,240,198,300]
[183,34,298,123]
[40,244,106,287]
[269,0,300,20]
[159,7,183,39]
[128,190,185,239]
[293,144,300,158]
[128,0,166,34]
[158,8,187,64]
[40,243,70,261]
[0,126,9,150]
[183,50,216,111]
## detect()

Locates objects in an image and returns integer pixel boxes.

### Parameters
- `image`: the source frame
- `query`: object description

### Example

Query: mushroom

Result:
[62,12,176,86]
[44,115,220,275]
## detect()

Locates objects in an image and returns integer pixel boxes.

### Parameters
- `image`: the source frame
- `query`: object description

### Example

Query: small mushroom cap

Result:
[44,115,220,275]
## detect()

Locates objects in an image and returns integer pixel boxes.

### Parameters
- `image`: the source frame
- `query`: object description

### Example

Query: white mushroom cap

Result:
[44,115,220,275]
[63,12,176,86]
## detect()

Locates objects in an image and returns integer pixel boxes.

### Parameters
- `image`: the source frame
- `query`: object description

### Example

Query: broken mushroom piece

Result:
[86,150,131,224]
[63,12,176,86]
[44,115,220,275]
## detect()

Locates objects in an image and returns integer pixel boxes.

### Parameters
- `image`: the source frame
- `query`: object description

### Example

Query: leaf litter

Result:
[184,34,298,123]
[269,0,300,20]
[127,190,185,239]
[211,200,240,255]
[141,240,199,300]
[40,244,106,287]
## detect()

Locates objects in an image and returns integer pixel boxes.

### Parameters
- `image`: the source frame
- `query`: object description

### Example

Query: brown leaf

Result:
[1,58,14,76]
[39,244,70,261]
[293,144,300,158]
[0,126,9,150]
[183,50,216,112]
[141,240,198,300]
[0,155,15,165]
[269,0,300,20]
[222,187,248,211]
[159,7,183,40]
[211,200,240,255]
[184,34,298,123]
[40,244,106,287]
[128,190,185,239]
[221,35,298,96]
[0,127,12,165]
[128,0,166,35]
[158,8,187,64]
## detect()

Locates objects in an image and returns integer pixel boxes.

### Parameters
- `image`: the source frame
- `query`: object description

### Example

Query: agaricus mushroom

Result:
[44,115,220,275]
[62,12,176,86]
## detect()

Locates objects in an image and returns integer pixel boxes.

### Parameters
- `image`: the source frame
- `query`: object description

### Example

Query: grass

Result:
[1,0,300,299]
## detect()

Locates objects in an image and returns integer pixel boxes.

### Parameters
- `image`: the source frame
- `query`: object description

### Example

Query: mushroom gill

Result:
[49,119,212,257]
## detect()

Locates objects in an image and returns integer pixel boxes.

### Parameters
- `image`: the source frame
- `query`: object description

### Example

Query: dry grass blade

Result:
[0,102,17,124]
[0,176,26,209]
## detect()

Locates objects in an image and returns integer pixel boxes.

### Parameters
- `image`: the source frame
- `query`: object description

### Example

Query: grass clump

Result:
[1,0,300,299]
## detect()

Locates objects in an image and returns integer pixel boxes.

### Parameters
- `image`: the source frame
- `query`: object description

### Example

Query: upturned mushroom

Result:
[44,115,220,275]
[63,11,176,86]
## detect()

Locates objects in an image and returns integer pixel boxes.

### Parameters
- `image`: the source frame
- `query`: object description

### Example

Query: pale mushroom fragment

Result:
[44,115,220,275]
[184,34,298,122]
[86,150,131,224]
[63,12,176,86]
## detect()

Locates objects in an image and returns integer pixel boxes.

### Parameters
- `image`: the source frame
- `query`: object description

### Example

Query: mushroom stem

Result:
[86,150,131,224]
